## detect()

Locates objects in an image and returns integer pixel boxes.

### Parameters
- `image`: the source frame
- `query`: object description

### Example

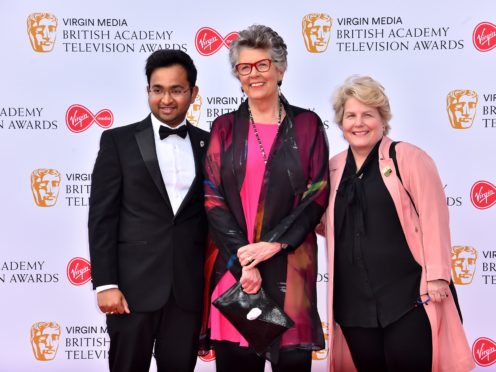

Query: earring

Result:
[240,86,246,101]
[277,80,282,96]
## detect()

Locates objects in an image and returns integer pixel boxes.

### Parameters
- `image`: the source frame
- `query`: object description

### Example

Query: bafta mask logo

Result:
[30,322,61,361]
[31,169,61,207]
[446,90,479,129]
[312,322,329,360]
[302,13,332,53]
[186,94,203,126]
[27,13,58,53]
[451,246,478,285]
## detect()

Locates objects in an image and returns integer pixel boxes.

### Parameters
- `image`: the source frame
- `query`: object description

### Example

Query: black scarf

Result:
[335,139,382,263]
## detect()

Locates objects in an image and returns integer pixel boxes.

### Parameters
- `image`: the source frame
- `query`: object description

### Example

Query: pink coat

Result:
[325,136,475,372]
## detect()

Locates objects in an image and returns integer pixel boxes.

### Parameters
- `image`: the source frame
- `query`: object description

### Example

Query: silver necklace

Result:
[247,100,283,165]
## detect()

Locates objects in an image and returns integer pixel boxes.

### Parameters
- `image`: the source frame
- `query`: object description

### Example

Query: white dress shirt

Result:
[96,114,196,293]
[151,114,196,215]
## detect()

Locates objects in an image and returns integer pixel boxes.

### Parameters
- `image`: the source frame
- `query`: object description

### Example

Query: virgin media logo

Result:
[67,257,91,285]
[195,27,238,56]
[65,104,113,133]
[473,22,496,52]
[470,180,496,209]
[473,337,496,367]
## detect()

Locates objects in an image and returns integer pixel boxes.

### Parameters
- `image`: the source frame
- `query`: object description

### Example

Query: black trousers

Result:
[212,340,312,372]
[341,306,432,372]
[106,295,201,372]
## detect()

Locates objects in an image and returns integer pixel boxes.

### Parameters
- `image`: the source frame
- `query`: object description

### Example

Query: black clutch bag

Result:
[212,281,294,357]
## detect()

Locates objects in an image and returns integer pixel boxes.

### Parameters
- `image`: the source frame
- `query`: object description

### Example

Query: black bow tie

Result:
[159,125,188,139]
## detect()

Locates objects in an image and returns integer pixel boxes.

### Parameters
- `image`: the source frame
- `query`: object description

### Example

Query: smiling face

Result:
[237,48,284,103]
[340,97,384,157]
[147,64,198,127]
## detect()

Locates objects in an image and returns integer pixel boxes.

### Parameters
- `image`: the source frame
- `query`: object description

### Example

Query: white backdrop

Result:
[1,0,495,371]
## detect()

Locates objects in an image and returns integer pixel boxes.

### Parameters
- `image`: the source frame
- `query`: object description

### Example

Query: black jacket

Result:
[89,115,209,312]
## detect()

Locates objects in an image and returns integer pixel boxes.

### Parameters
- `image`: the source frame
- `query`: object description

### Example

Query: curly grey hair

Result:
[229,24,288,77]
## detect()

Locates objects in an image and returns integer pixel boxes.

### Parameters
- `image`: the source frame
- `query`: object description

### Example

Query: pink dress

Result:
[210,122,279,345]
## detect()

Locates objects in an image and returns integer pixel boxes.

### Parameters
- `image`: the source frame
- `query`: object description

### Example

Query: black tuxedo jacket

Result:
[88,115,209,313]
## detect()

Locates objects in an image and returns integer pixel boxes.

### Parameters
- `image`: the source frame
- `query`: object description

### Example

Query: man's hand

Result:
[97,288,131,315]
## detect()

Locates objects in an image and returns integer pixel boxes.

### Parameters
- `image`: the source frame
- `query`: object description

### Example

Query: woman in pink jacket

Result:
[325,75,474,371]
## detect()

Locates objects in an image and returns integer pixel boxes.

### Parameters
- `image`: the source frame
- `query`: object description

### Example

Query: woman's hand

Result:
[237,242,283,269]
[240,266,262,294]
[427,279,450,303]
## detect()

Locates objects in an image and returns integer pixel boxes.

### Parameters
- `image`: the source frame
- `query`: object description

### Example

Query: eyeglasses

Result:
[148,86,191,98]
[235,59,272,76]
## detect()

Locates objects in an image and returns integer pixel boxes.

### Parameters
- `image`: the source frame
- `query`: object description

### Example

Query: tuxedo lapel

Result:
[175,122,205,217]
[134,116,174,214]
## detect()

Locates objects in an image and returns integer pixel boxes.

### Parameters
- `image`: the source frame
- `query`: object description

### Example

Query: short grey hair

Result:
[229,24,288,76]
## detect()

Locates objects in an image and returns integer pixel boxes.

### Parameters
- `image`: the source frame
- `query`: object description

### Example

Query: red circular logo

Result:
[199,349,216,362]
[470,180,496,209]
[473,22,496,52]
[67,257,91,285]
[472,337,496,367]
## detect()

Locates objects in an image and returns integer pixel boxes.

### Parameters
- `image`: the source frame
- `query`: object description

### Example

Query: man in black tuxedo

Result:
[88,50,209,372]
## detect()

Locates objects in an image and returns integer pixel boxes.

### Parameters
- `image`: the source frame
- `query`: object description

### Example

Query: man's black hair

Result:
[145,50,197,87]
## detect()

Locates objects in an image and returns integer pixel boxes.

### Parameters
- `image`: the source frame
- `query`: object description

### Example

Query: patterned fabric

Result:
[203,96,330,350]
[210,122,278,345]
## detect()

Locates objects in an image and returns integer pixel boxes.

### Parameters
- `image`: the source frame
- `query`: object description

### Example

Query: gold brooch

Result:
[383,166,392,177]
